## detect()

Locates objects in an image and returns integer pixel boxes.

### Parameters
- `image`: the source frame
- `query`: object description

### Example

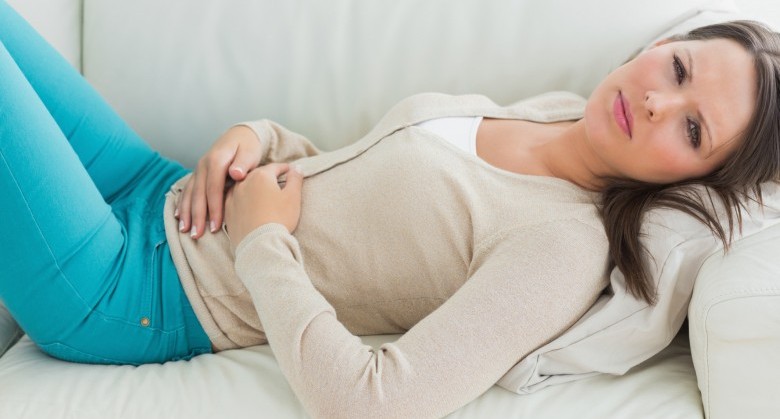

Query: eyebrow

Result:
[685,47,714,157]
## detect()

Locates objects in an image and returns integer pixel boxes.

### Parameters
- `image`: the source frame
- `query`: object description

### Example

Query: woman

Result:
[0,0,778,416]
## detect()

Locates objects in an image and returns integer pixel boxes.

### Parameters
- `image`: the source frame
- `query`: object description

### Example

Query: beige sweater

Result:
[163,92,610,418]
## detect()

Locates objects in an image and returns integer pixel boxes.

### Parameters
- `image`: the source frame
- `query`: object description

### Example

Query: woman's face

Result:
[584,38,757,184]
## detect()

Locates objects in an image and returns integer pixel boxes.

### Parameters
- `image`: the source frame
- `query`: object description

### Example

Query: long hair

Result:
[601,20,780,304]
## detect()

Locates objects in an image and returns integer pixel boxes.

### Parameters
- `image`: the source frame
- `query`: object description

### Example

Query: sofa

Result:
[1,0,780,418]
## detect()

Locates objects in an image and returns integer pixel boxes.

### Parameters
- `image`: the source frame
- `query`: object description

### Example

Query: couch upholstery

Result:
[2,0,780,418]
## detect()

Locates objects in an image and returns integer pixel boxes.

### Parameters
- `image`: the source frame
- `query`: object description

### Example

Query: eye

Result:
[686,118,701,149]
[672,54,687,85]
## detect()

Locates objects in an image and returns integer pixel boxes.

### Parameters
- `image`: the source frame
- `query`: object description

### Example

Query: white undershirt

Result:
[416,116,483,156]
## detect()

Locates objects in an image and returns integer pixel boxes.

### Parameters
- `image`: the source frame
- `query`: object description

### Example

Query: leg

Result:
[0,3,211,363]
[0,37,124,345]
[0,38,210,364]
[0,1,159,202]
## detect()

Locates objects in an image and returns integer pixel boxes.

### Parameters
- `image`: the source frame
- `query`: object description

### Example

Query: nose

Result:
[644,91,685,121]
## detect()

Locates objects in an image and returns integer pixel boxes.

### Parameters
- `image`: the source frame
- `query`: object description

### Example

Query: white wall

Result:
[735,0,780,29]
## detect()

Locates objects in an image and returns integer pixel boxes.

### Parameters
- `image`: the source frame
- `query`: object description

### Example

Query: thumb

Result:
[228,143,262,181]
[228,165,248,181]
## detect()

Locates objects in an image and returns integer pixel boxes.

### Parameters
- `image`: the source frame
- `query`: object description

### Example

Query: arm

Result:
[177,119,321,239]
[232,220,608,418]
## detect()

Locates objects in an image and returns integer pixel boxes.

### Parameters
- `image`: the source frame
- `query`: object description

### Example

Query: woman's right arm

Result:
[177,120,321,239]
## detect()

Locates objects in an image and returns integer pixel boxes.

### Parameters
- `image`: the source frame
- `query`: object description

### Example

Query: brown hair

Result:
[601,20,780,304]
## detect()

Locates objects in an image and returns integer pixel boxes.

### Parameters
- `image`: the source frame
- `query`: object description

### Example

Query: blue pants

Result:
[0,2,211,364]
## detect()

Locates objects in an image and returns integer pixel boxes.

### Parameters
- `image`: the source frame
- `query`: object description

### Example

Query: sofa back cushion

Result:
[6,0,81,70]
[82,0,736,168]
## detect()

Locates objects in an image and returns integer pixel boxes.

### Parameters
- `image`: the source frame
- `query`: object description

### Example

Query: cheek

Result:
[654,148,686,170]
[643,138,697,180]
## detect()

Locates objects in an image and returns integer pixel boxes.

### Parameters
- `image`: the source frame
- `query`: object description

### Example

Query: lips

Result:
[613,91,633,138]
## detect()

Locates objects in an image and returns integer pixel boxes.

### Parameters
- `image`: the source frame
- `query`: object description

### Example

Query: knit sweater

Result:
[162,92,610,418]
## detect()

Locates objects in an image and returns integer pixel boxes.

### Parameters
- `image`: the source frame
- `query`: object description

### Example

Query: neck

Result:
[532,119,613,191]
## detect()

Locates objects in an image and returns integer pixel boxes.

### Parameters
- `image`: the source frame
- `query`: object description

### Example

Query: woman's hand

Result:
[176,125,263,239]
[224,163,304,250]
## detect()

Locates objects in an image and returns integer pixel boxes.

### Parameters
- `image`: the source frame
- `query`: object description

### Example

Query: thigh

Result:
[0,66,204,362]
[0,9,208,363]
[0,50,118,347]
[38,201,211,365]
[0,2,161,203]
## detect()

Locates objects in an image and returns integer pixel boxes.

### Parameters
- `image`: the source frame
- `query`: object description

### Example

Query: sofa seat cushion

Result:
[0,332,702,418]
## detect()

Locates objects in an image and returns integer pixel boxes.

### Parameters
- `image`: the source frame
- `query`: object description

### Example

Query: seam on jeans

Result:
[39,341,131,365]
[0,148,94,310]
[0,149,113,313]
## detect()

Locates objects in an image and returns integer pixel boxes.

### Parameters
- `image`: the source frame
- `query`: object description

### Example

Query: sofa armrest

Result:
[688,223,780,419]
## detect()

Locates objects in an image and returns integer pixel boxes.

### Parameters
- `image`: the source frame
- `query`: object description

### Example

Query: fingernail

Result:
[191,226,198,238]
[293,164,303,174]
[179,220,185,232]
[210,220,217,233]
[231,166,244,176]
[174,208,180,218]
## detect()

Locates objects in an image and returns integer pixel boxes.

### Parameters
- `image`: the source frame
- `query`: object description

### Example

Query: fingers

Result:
[179,154,230,239]
[258,162,290,179]
[177,174,195,234]
[228,166,247,181]
[180,162,302,240]
[281,165,304,233]
[229,140,262,181]
[205,156,233,234]
[175,125,264,240]
[282,165,304,197]
[189,160,209,238]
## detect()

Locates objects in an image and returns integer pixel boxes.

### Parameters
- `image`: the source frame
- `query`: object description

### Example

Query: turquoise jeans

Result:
[0,2,212,364]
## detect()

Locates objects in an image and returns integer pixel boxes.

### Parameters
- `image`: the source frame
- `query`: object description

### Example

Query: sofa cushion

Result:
[6,0,81,70]
[0,332,703,419]
[0,302,22,357]
[83,0,736,168]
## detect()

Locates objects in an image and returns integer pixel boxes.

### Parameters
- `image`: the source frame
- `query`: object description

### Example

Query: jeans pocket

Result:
[143,239,166,318]
[144,235,184,362]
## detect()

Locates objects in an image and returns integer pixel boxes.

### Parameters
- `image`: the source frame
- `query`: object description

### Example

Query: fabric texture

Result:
[164,92,611,417]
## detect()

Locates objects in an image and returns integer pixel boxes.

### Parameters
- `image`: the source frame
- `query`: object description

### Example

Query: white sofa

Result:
[2,1,780,418]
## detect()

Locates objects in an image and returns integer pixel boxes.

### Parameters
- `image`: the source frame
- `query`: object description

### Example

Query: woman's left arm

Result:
[227,193,609,419]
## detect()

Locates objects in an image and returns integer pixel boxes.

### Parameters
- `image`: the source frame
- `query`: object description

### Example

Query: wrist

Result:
[232,223,290,256]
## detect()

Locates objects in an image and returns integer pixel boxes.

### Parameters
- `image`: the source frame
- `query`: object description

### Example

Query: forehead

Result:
[684,39,757,158]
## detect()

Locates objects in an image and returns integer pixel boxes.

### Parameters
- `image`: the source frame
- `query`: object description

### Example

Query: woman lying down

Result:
[1,2,778,417]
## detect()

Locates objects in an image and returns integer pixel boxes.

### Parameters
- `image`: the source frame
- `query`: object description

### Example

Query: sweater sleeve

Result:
[234,119,321,165]
[233,220,609,419]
